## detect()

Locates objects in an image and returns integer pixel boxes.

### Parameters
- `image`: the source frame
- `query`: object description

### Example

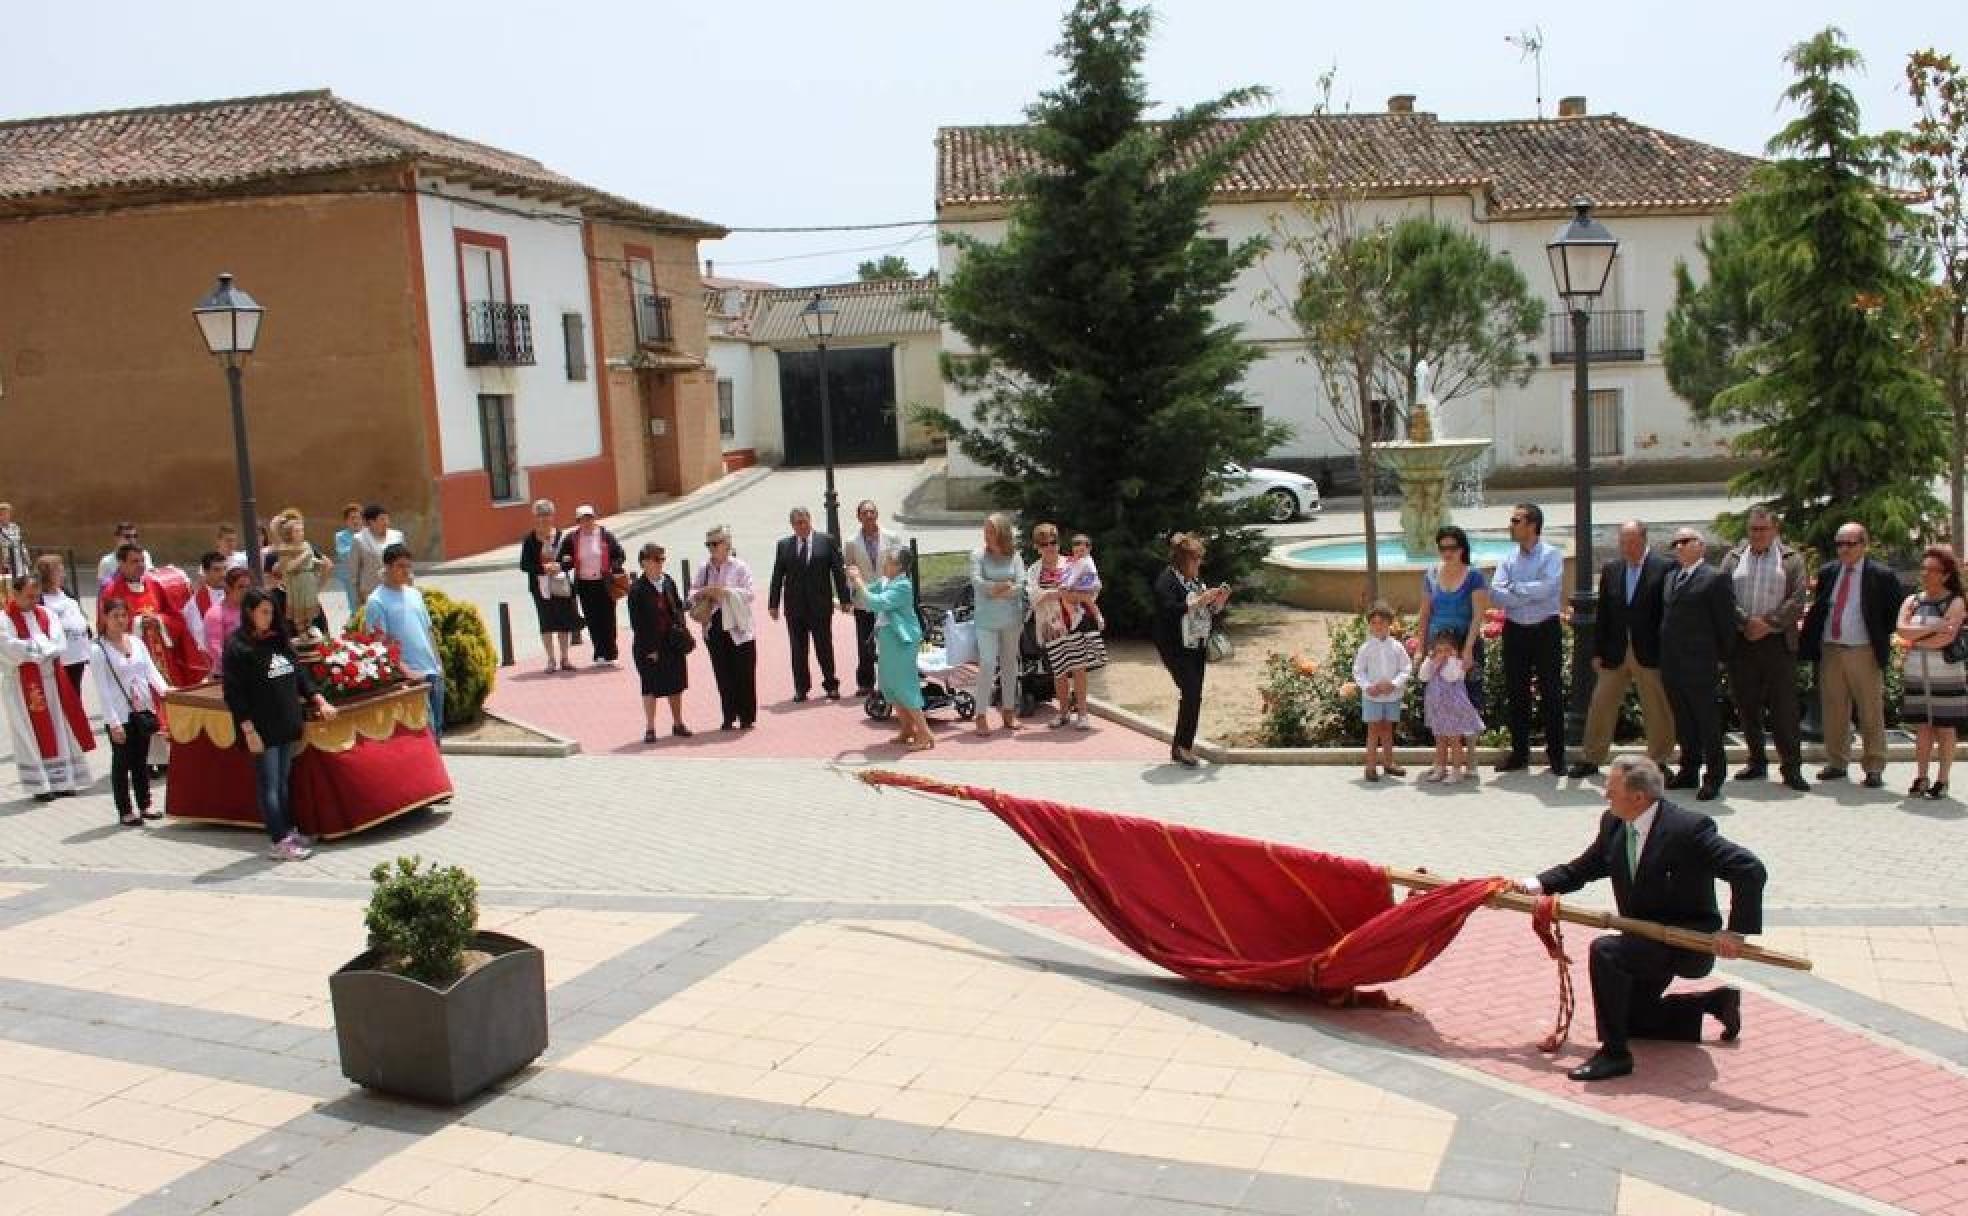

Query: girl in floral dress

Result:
[1419,630,1484,783]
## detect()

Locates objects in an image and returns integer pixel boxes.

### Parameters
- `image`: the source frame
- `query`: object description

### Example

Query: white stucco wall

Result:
[415,180,603,495]
[937,197,1738,481]
[707,334,759,457]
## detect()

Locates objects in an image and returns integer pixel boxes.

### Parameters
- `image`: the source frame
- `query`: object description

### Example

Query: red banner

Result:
[860,771,1507,999]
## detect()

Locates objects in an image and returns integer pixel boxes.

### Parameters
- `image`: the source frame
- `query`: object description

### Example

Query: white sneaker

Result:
[268,833,312,861]
[1422,768,1446,783]
[1071,711,1091,730]
[1050,713,1070,729]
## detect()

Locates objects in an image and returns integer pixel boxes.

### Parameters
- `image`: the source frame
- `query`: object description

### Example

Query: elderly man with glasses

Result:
[1658,528,1737,801]
[1798,522,1904,788]
[1718,508,1811,791]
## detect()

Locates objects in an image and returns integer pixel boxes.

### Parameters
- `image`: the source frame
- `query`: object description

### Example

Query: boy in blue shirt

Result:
[365,544,444,739]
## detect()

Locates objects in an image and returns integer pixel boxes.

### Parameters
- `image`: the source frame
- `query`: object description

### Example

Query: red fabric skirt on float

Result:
[163,682,452,839]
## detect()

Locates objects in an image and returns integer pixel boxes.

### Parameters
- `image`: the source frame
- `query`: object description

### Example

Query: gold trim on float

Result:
[165,682,430,754]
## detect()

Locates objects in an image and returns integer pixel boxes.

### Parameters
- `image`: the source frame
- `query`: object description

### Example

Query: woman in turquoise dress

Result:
[846,545,931,751]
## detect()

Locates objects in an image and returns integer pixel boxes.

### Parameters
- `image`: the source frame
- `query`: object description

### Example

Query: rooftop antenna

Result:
[1505,27,1546,119]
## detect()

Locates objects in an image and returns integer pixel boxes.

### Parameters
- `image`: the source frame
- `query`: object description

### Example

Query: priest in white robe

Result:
[1,575,96,800]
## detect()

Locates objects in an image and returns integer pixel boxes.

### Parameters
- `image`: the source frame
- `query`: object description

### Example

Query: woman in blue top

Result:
[1411,525,1491,715]
[846,544,931,752]
[332,503,361,618]
[969,513,1025,736]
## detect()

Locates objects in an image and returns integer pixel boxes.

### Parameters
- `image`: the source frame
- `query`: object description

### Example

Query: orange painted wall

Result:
[434,454,615,559]
[0,189,435,563]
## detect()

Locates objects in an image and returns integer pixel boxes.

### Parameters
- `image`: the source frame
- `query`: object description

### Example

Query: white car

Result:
[1220,463,1323,522]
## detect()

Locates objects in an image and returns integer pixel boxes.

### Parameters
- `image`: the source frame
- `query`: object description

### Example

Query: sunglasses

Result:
[1509,516,1529,525]
[1037,539,1059,547]
[1670,537,1697,547]
[1834,540,1862,548]
[1437,543,1459,552]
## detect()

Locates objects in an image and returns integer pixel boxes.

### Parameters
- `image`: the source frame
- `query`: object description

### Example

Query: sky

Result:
[4,1,1953,285]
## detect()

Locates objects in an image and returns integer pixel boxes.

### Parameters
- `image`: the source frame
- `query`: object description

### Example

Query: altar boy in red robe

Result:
[98,544,201,687]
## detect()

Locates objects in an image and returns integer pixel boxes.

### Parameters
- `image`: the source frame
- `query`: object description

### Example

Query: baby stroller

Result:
[864,605,978,723]
[949,584,1056,719]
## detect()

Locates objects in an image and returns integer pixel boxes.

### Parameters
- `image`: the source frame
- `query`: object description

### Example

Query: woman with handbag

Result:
[628,543,693,743]
[1151,533,1230,768]
[556,504,626,666]
[519,499,580,673]
[689,525,758,730]
[94,598,171,825]
[1897,545,1967,800]
[223,590,336,861]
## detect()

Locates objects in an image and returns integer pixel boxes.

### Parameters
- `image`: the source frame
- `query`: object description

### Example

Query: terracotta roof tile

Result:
[0,89,724,234]
[936,112,1759,215]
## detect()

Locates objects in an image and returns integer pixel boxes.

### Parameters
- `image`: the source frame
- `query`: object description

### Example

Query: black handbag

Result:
[668,627,698,656]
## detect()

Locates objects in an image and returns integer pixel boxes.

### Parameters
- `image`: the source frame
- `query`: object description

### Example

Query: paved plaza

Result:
[2,467,1961,1214]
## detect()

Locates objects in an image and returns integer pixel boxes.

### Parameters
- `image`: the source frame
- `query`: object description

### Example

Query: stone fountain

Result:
[1372,361,1492,557]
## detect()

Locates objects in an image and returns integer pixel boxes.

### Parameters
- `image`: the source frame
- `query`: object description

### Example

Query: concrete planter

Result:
[330,930,547,1106]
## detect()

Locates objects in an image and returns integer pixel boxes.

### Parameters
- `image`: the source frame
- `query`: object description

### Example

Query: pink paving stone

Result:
[488,609,1166,761]
[999,902,1968,1215]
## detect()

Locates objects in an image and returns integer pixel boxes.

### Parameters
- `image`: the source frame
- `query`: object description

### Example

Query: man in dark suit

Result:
[1521,755,1766,1082]
[1570,521,1676,778]
[767,506,851,702]
[1658,528,1737,801]
[1797,521,1903,788]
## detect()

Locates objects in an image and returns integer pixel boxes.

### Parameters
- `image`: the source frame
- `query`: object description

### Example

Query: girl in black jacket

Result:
[222,590,336,860]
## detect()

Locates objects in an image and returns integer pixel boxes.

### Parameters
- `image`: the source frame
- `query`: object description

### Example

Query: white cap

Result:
[575,504,597,518]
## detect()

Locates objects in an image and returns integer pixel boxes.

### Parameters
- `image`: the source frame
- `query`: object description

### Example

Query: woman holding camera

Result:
[94,598,171,825]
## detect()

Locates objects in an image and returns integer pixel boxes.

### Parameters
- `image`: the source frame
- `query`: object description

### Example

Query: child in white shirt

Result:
[1351,602,1411,781]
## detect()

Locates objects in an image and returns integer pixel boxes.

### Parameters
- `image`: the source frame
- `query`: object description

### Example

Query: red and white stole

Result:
[5,602,96,757]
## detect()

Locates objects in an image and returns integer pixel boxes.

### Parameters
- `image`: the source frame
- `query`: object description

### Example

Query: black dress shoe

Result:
[32,793,56,804]
[1170,747,1200,768]
[1929,781,1950,801]
[1817,765,1848,781]
[1709,987,1742,1041]
[1567,1050,1634,1082]
[1565,763,1601,779]
[825,689,841,701]
[672,725,693,738]
[721,721,737,732]
[1781,769,1811,792]
[792,692,810,703]
[1666,771,1701,790]
[1734,763,1768,781]
[1696,781,1722,802]
[643,728,658,744]
[1862,772,1885,789]
[1495,754,1530,773]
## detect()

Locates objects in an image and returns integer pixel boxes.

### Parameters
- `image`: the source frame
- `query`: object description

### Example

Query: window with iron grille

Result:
[1588,388,1624,458]
[478,394,519,502]
[717,378,736,440]
[562,313,587,381]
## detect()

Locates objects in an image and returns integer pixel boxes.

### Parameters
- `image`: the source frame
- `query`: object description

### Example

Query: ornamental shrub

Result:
[364,856,478,986]
[422,589,496,727]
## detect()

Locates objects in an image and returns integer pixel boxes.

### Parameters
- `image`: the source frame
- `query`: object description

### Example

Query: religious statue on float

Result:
[269,511,332,653]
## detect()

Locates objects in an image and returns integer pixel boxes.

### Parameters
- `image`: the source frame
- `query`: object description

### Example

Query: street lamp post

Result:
[193,273,267,588]
[798,292,843,540]
[1545,199,1619,745]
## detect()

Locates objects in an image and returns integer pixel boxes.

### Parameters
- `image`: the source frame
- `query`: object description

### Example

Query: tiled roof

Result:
[936,112,1760,215]
[0,89,725,234]
[708,277,940,345]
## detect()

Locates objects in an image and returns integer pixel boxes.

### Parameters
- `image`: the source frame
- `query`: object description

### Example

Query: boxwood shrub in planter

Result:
[330,856,546,1105]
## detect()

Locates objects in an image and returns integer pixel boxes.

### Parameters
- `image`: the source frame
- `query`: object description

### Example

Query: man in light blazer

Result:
[768,507,852,701]
[1717,507,1811,791]
[1659,528,1737,801]
[1797,521,1904,788]
[1521,756,1765,1082]
[842,500,903,696]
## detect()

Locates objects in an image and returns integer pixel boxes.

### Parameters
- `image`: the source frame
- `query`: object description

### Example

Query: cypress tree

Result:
[1691,27,1946,550]
[931,0,1287,633]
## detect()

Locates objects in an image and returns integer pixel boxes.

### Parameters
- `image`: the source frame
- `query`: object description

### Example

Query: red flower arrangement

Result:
[308,629,408,703]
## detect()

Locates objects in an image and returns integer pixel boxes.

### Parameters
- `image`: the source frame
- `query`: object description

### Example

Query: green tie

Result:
[1625,822,1641,879]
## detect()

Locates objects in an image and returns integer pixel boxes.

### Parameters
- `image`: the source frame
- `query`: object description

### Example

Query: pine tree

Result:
[1679,27,1946,550]
[929,0,1287,633]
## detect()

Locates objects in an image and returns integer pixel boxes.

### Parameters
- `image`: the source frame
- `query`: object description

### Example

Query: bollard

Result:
[680,558,693,597]
[496,601,515,668]
[908,537,921,618]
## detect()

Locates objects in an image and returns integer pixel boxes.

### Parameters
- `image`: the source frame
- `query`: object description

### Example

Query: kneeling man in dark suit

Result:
[1519,755,1766,1082]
